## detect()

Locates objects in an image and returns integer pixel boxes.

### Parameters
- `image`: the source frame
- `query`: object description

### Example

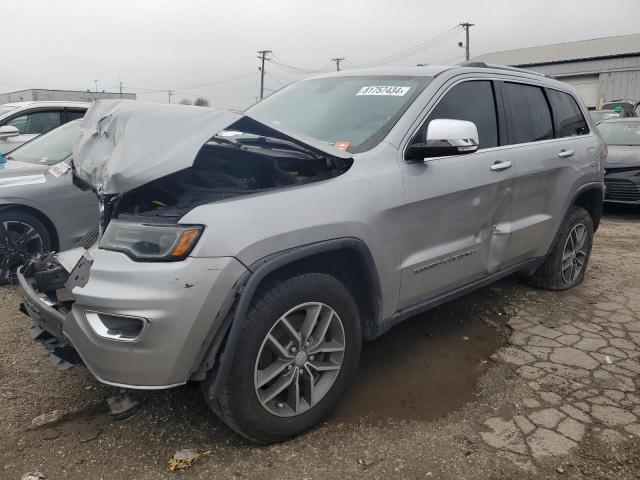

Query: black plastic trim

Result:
[207,238,382,392]
[378,257,541,337]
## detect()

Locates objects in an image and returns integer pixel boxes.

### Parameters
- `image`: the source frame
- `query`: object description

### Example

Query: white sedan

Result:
[0,101,88,154]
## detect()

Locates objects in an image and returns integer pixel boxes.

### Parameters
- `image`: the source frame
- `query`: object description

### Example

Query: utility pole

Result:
[459,22,475,61]
[257,49,272,100]
[94,79,98,93]
[168,90,173,103]
[331,57,345,71]
[119,81,123,99]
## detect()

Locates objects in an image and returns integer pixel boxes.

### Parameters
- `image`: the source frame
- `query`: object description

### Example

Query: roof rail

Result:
[459,61,554,79]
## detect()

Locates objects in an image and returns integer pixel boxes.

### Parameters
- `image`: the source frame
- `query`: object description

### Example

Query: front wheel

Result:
[0,210,52,284]
[202,272,362,443]
[528,206,594,290]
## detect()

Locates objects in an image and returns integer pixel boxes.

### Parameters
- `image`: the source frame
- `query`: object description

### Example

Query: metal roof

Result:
[471,33,640,67]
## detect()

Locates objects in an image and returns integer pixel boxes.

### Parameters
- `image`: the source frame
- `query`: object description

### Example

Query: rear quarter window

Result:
[547,89,589,137]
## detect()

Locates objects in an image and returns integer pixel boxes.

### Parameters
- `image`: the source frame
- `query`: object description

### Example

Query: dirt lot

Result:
[1,207,639,480]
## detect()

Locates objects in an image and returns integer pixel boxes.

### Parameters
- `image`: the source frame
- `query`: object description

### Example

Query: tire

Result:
[528,206,593,291]
[202,272,362,443]
[79,225,99,249]
[0,210,52,285]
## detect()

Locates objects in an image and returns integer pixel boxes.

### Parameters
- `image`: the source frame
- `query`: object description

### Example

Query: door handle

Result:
[558,149,575,158]
[490,161,512,171]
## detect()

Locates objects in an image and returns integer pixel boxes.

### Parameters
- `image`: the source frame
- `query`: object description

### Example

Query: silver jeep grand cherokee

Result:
[18,64,605,443]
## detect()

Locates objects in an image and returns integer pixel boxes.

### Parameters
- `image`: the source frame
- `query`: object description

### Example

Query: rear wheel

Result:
[528,206,593,290]
[202,272,362,443]
[0,211,51,284]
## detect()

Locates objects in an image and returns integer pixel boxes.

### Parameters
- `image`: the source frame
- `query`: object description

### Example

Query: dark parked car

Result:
[598,118,640,205]
[601,100,639,118]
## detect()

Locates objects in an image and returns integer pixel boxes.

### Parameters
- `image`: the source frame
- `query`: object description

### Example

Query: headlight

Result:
[100,220,204,261]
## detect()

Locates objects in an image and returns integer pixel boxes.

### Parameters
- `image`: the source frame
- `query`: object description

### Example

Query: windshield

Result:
[0,105,18,116]
[7,120,80,165]
[598,121,640,146]
[246,75,432,153]
[590,110,620,123]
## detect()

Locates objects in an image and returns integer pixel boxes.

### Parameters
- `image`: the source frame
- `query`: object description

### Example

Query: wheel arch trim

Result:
[194,238,382,390]
[537,181,603,265]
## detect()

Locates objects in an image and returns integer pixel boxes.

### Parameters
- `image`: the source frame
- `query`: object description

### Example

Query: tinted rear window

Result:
[547,89,589,137]
[503,83,553,144]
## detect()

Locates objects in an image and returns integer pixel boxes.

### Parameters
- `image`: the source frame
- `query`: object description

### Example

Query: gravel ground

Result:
[1,207,639,480]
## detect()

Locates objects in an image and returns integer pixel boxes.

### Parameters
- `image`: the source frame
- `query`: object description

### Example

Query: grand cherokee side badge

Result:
[414,249,479,274]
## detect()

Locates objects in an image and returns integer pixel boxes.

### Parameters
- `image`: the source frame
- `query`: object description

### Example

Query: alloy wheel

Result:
[0,220,44,282]
[254,302,346,417]
[561,223,587,284]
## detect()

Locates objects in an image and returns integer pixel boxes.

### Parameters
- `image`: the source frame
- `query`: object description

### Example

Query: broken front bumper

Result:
[19,248,248,389]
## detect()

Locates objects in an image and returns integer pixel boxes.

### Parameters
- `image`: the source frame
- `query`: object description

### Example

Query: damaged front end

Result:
[18,100,353,384]
[19,247,92,369]
[71,100,352,237]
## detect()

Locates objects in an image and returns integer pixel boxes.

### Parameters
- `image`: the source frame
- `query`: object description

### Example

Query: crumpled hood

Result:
[605,145,640,169]
[73,100,351,195]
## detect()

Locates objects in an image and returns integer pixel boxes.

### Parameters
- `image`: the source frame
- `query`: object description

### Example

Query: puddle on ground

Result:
[334,287,509,424]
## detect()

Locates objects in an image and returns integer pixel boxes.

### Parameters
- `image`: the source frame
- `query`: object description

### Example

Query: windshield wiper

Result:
[236,136,324,160]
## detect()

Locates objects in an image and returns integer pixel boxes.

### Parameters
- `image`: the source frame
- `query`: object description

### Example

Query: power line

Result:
[109,71,258,95]
[267,62,312,79]
[175,71,257,91]
[356,25,463,67]
[264,72,288,86]
[269,54,332,74]
[341,59,361,69]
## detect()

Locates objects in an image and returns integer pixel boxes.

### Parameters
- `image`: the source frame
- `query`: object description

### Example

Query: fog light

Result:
[85,311,146,342]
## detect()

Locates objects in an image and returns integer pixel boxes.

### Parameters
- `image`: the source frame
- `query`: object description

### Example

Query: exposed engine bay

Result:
[107,131,352,223]
[85,122,353,228]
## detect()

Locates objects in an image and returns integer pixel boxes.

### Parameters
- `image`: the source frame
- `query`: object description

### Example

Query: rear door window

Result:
[547,89,589,137]
[503,82,553,144]
[419,80,499,149]
[66,109,86,122]
[25,111,62,134]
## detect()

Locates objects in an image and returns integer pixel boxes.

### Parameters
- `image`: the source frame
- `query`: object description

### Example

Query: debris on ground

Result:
[79,425,102,443]
[41,430,60,441]
[106,391,140,420]
[167,449,200,471]
[31,410,65,428]
[21,472,45,480]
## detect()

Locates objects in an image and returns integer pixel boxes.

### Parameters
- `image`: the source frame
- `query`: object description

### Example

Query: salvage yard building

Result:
[0,88,136,104]
[471,33,640,109]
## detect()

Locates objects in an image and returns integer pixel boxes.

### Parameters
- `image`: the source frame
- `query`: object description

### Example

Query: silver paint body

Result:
[19,66,605,389]
[0,159,98,250]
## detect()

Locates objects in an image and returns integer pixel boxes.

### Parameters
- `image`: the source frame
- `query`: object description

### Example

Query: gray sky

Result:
[2,0,638,110]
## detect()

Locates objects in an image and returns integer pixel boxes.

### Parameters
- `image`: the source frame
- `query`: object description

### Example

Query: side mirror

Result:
[0,125,20,141]
[405,119,479,161]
